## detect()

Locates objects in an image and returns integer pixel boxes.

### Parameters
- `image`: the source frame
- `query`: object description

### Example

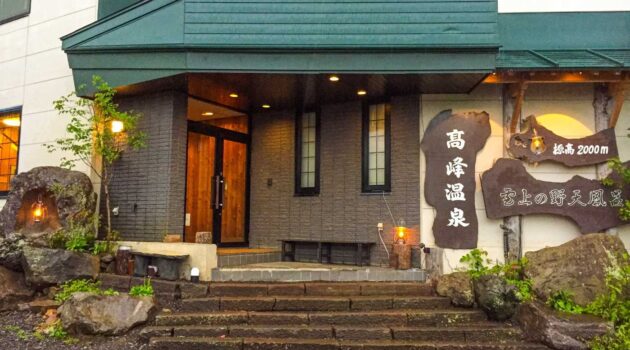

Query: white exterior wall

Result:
[0,0,98,206]
[421,84,630,273]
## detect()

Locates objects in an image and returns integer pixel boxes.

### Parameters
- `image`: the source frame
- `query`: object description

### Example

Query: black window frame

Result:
[0,106,22,197]
[361,100,391,193]
[0,0,31,25]
[294,107,321,196]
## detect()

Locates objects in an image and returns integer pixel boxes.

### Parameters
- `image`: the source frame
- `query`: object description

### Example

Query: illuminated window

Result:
[295,110,319,195]
[0,108,21,194]
[362,102,390,192]
[0,0,31,25]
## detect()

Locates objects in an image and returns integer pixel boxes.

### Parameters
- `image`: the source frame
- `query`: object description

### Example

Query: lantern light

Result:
[529,129,546,155]
[395,219,407,244]
[111,120,124,133]
[31,194,47,223]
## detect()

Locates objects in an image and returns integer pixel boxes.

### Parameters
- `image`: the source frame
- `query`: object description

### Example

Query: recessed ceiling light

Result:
[2,118,20,127]
[202,112,214,116]
[329,75,340,82]
[229,93,239,98]
[262,104,271,109]
[357,90,367,96]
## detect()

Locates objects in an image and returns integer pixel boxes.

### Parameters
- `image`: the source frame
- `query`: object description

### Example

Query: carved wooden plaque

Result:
[508,115,618,167]
[481,158,629,233]
[421,110,491,249]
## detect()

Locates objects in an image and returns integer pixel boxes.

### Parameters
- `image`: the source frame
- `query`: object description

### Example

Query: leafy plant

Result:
[91,241,109,255]
[36,320,77,345]
[54,279,103,302]
[4,325,30,341]
[602,157,630,221]
[129,279,154,297]
[103,288,119,296]
[590,323,630,350]
[459,248,493,279]
[546,290,585,314]
[48,76,146,238]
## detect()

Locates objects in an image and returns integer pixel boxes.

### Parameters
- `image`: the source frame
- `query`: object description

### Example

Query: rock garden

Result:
[435,233,630,350]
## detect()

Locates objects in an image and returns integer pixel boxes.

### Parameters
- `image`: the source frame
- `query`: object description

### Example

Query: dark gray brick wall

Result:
[250,96,421,265]
[106,90,187,241]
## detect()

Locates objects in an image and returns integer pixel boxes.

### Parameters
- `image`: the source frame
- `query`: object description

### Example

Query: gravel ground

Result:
[0,310,150,350]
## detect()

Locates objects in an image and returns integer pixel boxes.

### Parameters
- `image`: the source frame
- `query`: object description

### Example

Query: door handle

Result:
[213,175,225,210]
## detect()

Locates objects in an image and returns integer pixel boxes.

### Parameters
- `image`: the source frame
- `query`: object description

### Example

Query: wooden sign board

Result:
[508,115,618,167]
[421,110,491,249]
[482,158,629,233]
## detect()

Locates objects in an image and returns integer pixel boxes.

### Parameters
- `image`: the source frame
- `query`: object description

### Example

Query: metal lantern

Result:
[529,129,546,155]
[31,194,47,223]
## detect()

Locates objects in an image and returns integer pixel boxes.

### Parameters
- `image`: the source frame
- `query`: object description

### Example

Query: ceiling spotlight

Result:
[229,93,239,98]
[202,112,214,116]
[262,104,271,109]
[357,90,367,96]
[329,75,340,82]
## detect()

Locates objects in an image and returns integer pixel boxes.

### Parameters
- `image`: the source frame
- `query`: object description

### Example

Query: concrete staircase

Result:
[143,282,548,350]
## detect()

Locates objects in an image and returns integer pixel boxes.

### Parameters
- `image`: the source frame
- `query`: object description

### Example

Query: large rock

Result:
[21,246,99,289]
[0,265,34,311]
[524,233,626,305]
[59,292,156,335]
[515,301,612,350]
[435,271,474,307]
[474,274,520,321]
[0,166,96,244]
[0,232,26,271]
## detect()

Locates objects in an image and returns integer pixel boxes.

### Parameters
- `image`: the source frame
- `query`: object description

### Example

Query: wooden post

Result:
[502,83,525,262]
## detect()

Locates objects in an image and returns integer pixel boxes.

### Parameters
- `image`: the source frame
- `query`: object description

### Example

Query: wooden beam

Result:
[485,71,630,84]
[509,82,527,134]
[608,82,627,128]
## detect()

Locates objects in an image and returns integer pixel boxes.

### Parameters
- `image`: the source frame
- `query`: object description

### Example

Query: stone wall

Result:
[249,96,421,265]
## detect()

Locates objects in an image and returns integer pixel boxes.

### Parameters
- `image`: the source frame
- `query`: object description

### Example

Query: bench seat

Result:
[279,240,375,266]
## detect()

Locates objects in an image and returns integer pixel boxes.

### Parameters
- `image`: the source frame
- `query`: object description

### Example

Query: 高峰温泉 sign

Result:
[421,110,490,249]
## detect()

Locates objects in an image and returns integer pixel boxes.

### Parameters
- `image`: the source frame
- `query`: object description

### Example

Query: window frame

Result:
[0,0,31,26]
[294,107,321,196]
[0,106,22,197]
[361,100,391,193]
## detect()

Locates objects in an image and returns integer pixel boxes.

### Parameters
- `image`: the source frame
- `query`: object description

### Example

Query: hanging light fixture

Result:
[31,194,47,223]
[529,128,546,155]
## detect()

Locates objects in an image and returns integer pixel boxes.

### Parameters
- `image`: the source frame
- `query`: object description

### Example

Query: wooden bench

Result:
[280,240,375,266]
[131,251,188,281]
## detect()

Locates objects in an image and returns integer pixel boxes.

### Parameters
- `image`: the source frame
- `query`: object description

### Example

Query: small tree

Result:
[47,76,146,238]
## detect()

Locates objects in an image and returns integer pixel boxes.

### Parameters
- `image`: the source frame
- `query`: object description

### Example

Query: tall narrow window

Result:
[295,110,320,195]
[0,108,21,195]
[362,102,390,192]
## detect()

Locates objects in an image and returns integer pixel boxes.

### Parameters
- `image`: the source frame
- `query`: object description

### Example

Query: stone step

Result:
[155,309,487,327]
[142,324,520,342]
[206,282,434,297]
[180,296,451,312]
[148,337,550,350]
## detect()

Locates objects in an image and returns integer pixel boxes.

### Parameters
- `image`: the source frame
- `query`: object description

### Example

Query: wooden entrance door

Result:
[185,122,249,245]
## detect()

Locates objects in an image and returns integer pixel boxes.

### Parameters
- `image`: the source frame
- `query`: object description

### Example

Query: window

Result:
[0,108,21,194]
[362,102,390,192]
[295,110,320,195]
[0,0,31,25]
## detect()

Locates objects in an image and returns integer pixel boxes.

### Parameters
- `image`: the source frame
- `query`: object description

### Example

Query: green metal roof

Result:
[497,12,630,70]
[497,49,630,70]
[64,0,499,50]
[61,0,499,90]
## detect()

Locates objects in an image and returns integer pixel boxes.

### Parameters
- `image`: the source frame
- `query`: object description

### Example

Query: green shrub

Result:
[102,288,119,296]
[546,290,585,314]
[129,279,154,297]
[54,279,102,302]
[91,241,109,255]
[36,320,77,345]
[459,248,493,279]
[590,323,630,350]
